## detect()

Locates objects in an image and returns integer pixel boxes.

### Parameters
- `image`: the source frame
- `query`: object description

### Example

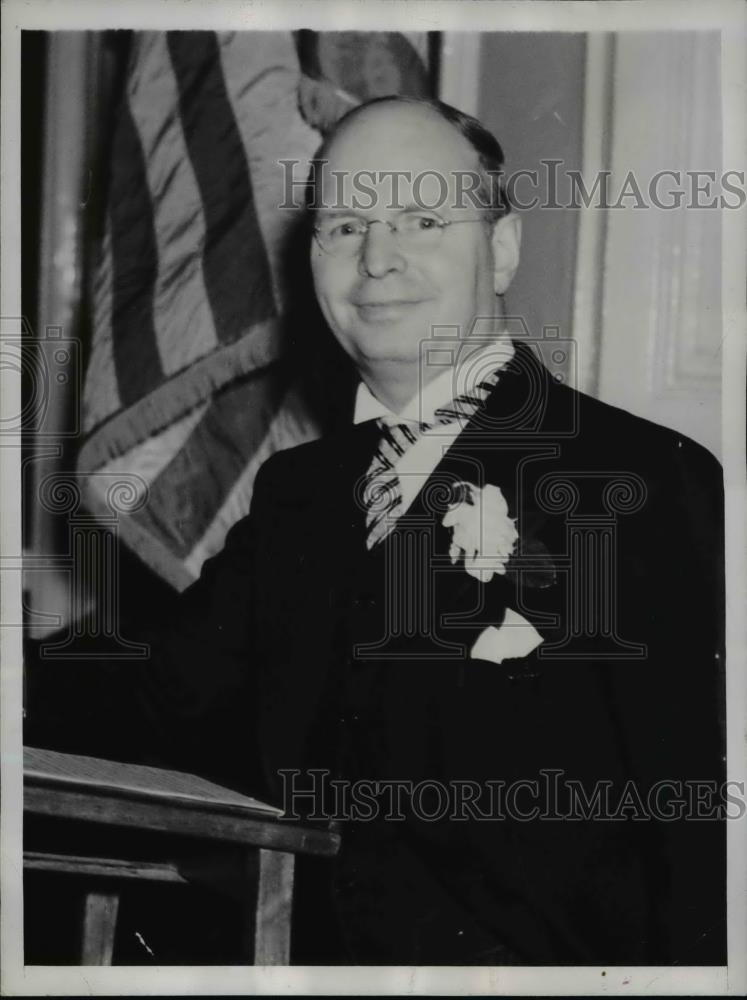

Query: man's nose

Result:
[357,221,406,278]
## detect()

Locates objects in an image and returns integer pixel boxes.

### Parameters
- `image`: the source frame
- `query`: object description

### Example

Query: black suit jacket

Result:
[129,341,726,965]
[56,341,722,965]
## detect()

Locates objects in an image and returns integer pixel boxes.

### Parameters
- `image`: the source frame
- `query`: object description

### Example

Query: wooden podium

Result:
[24,747,340,965]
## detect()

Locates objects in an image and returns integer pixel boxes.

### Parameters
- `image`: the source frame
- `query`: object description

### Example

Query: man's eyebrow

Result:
[314,204,443,217]
[313,208,365,218]
[399,203,443,214]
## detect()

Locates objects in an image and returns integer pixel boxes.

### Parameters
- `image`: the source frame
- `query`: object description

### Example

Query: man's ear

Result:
[490,212,522,295]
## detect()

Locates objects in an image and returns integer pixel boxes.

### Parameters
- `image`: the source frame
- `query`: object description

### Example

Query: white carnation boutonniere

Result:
[442,481,519,583]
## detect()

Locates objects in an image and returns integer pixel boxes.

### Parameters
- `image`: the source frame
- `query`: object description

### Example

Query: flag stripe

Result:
[128,33,219,377]
[109,87,164,406]
[218,32,321,310]
[167,31,277,346]
[86,227,122,425]
[95,404,209,498]
[134,371,285,558]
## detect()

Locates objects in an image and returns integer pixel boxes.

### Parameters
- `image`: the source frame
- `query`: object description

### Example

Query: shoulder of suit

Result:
[255,436,321,481]
[251,426,362,506]
[553,379,722,477]
[251,375,722,496]
[215,437,333,556]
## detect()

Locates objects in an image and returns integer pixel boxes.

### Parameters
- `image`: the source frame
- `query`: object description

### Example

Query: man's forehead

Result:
[316,104,481,210]
[321,103,478,173]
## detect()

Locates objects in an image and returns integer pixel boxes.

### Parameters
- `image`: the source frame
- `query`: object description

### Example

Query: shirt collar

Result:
[353,334,515,426]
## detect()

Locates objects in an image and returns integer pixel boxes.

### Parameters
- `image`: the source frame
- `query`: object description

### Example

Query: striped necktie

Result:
[362,367,503,549]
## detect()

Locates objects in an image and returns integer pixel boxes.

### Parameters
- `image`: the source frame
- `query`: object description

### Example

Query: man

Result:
[32,97,726,965]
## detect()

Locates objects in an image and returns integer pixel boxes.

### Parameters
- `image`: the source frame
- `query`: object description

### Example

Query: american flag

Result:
[77,30,432,590]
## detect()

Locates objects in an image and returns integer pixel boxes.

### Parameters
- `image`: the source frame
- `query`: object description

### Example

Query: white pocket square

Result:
[470,608,544,664]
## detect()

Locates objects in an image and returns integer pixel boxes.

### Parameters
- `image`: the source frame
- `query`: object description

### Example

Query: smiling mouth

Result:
[354,300,426,320]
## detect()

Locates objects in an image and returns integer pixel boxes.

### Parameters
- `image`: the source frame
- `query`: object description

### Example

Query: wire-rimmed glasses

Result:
[312,209,487,257]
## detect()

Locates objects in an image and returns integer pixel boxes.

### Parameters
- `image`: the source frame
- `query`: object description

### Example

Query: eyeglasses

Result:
[312,210,487,257]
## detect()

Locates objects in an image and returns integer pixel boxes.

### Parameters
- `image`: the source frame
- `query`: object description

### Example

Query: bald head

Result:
[309,97,509,219]
[327,98,476,165]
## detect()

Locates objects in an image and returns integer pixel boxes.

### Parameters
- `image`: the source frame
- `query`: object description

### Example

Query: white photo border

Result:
[2,0,745,995]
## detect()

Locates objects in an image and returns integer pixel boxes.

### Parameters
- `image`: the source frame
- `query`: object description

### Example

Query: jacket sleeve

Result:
[603,433,726,963]
[25,459,274,797]
[128,459,280,793]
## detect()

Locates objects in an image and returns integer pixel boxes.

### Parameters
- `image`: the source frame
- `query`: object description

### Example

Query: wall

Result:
[594,32,722,459]
[477,32,587,346]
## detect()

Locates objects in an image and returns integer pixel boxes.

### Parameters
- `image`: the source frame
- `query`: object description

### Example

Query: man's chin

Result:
[344,327,420,362]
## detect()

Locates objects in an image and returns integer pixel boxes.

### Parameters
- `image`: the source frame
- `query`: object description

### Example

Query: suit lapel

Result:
[373,341,563,648]
[401,339,556,517]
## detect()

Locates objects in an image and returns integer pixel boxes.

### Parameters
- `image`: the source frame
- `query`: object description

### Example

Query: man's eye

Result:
[411,214,441,231]
[330,221,361,238]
